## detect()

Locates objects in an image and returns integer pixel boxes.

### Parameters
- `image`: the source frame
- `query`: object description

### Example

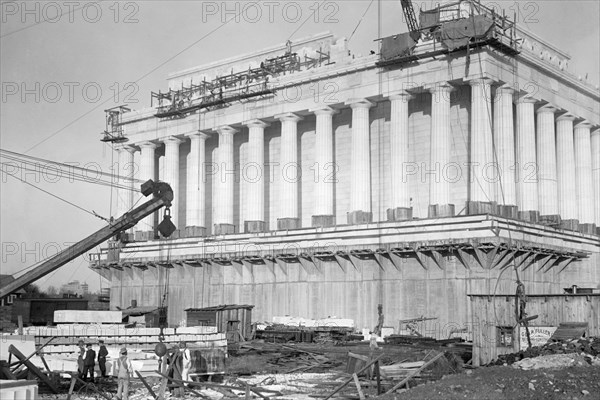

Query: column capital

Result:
[574,120,594,130]
[423,82,455,93]
[464,77,497,86]
[216,125,238,135]
[388,91,414,101]
[114,144,136,153]
[244,119,271,128]
[495,84,515,94]
[138,141,158,149]
[536,104,559,114]
[556,113,577,122]
[310,106,339,115]
[515,94,539,104]
[592,128,600,137]
[185,130,210,140]
[161,136,183,145]
[275,112,303,122]
[345,98,375,109]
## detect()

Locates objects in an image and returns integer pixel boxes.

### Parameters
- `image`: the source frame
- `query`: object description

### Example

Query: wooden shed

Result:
[469,293,600,366]
[185,304,254,339]
[12,297,88,325]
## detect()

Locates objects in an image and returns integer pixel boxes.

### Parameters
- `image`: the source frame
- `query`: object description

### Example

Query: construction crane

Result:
[400,0,421,41]
[0,180,175,300]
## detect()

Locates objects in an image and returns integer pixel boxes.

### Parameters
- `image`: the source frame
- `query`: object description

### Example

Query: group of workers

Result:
[77,340,134,400]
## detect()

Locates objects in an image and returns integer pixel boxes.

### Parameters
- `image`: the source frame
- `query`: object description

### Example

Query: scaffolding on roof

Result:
[151,46,333,119]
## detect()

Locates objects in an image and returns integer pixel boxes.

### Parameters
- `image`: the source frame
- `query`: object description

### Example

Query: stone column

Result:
[115,145,135,216]
[556,114,579,230]
[214,125,238,235]
[310,106,338,227]
[162,136,182,233]
[346,99,374,224]
[244,119,269,233]
[536,105,559,222]
[387,92,413,221]
[137,141,158,239]
[574,121,596,234]
[515,95,539,222]
[185,131,209,237]
[427,83,455,218]
[493,85,517,217]
[276,113,303,230]
[592,129,600,233]
[467,78,496,213]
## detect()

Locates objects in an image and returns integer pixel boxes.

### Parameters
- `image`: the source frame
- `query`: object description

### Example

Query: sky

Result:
[1,0,599,293]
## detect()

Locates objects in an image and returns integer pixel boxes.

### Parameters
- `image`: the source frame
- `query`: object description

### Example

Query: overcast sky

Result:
[1,0,599,293]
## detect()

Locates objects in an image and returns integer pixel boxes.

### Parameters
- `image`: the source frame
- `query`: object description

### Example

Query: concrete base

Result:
[466,201,498,216]
[277,218,300,230]
[244,220,266,233]
[312,215,336,228]
[518,210,540,223]
[386,207,413,221]
[578,223,596,235]
[428,204,455,218]
[539,214,562,227]
[214,223,235,235]
[560,219,579,231]
[134,231,155,242]
[347,210,373,225]
[184,226,207,238]
[497,205,519,219]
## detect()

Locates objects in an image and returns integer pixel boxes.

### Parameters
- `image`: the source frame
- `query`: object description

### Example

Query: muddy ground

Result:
[38,342,600,399]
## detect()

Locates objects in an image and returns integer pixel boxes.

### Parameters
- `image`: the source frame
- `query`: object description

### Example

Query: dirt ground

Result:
[37,342,600,399]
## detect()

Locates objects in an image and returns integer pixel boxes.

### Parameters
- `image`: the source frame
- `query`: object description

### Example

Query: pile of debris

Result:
[490,336,600,366]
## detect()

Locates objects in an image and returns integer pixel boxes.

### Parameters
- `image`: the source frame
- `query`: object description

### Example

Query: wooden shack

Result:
[185,304,253,339]
[469,293,600,366]
[12,298,88,325]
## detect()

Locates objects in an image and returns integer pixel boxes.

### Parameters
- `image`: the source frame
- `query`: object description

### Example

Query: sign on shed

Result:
[519,326,557,350]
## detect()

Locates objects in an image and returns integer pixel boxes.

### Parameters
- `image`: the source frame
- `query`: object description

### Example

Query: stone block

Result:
[277,218,300,230]
[214,223,235,235]
[559,219,579,231]
[539,214,562,226]
[184,226,207,238]
[497,205,519,219]
[466,201,498,216]
[134,231,145,242]
[346,210,373,225]
[244,221,266,233]
[386,207,413,221]
[518,210,540,223]
[311,215,336,228]
[578,223,596,235]
[428,204,455,218]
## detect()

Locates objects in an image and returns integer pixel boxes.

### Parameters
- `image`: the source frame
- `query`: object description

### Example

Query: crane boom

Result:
[0,180,174,300]
[400,0,419,34]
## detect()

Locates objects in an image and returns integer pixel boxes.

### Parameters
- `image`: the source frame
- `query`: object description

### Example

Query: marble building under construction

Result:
[92,1,600,355]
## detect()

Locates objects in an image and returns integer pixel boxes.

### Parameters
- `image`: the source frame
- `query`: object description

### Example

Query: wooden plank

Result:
[136,370,158,399]
[324,354,384,400]
[385,352,445,394]
[8,345,58,394]
[10,337,55,372]
[353,373,366,400]
[66,375,77,400]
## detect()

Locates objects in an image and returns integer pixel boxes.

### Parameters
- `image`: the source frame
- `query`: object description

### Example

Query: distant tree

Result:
[46,286,58,296]
[23,284,46,298]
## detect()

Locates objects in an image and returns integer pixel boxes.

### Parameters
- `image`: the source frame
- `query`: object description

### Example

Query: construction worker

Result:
[77,340,85,375]
[97,340,108,379]
[114,347,133,400]
[180,342,191,385]
[82,343,96,383]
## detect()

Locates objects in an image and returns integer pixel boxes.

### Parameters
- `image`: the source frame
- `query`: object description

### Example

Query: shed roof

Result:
[185,304,254,312]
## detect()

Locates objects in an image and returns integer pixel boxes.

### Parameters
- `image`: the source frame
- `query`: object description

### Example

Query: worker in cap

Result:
[97,340,108,379]
[82,343,96,383]
[180,342,191,385]
[114,347,133,400]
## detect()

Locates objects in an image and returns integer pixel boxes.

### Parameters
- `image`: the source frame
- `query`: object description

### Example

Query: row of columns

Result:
[115,81,599,237]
